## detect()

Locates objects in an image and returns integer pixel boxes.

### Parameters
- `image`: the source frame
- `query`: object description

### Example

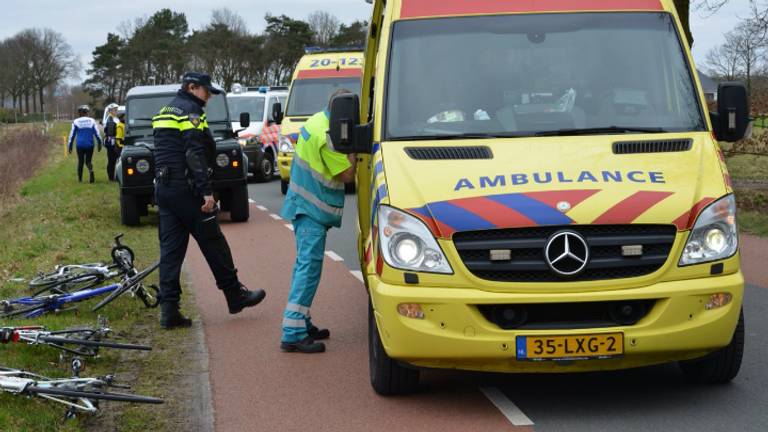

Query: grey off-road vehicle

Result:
[117,84,251,226]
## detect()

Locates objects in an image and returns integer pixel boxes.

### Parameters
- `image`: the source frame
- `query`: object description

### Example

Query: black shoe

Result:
[308,325,330,340]
[160,303,192,329]
[89,171,95,183]
[224,285,266,314]
[280,336,326,353]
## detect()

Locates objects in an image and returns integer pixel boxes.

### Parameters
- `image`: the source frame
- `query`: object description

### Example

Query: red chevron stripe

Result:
[401,0,662,18]
[296,68,362,79]
[673,197,716,230]
[406,209,456,238]
[449,196,535,228]
[524,189,600,210]
[593,191,674,224]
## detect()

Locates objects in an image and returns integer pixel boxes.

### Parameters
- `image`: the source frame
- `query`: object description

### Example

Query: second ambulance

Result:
[327,0,751,395]
[276,48,363,194]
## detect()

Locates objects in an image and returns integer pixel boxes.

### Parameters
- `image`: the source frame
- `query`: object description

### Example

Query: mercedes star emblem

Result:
[556,201,571,213]
[545,231,590,276]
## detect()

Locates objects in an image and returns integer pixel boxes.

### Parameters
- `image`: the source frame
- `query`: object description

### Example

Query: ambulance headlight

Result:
[279,135,295,153]
[135,159,150,174]
[216,153,230,168]
[679,194,738,266]
[378,205,452,274]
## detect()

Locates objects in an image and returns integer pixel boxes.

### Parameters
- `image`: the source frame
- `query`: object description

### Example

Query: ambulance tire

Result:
[280,179,289,195]
[369,302,419,395]
[229,185,250,222]
[120,192,140,226]
[679,308,744,384]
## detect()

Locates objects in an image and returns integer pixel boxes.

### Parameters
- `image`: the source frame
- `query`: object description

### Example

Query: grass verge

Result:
[0,122,201,431]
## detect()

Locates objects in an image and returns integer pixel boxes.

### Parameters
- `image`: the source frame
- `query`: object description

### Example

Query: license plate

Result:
[516,333,623,361]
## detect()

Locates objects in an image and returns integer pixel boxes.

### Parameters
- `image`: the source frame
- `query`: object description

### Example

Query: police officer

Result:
[152,72,266,329]
[67,105,102,183]
[280,89,357,353]
[103,103,120,181]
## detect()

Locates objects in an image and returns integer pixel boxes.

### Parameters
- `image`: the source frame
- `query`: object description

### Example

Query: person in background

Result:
[116,111,126,154]
[67,105,102,183]
[103,103,120,181]
[279,89,357,354]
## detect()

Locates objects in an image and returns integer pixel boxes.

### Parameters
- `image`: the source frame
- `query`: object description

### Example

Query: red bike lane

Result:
[184,206,526,432]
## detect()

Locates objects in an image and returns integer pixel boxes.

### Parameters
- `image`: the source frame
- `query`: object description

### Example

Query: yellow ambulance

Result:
[275,48,364,194]
[327,0,752,395]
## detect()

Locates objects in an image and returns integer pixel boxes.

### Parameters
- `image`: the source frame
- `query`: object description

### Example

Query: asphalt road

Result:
[241,179,768,432]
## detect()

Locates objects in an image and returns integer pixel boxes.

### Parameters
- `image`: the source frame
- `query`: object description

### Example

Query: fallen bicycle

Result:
[0,322,151,357]
[0,367,163,418]
[26,234,138,297]
[0,260,159,319]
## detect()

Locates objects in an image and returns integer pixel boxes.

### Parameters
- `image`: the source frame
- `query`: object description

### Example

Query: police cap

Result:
[182,72,222,95]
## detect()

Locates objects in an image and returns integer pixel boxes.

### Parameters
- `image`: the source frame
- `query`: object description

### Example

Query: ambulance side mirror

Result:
[272,102,283,125]
[239,112,250,129]
[328,93,372,154]
[713,82,750,142]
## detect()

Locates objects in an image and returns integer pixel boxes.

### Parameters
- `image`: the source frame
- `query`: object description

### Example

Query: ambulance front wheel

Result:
[369,301,419,395]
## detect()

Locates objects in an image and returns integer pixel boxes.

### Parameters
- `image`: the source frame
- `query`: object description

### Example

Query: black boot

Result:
[160,302,192,329]
[89,170,95,183]
[224,285,266,314]
[308,325,330,340]
[280,336,326,353]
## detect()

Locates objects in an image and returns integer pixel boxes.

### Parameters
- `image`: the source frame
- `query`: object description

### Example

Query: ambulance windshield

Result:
[286,78,362,116]
[385,13,706,140]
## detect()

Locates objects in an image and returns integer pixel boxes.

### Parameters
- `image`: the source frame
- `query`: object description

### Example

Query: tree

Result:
[307,11,340,47]
[211,8,248,36]
[263,14,313,84]
[25,28,79,113]
[84,33,126,103]
[123,9,189,86]
[705,40,741,80]
[329,21,368,48]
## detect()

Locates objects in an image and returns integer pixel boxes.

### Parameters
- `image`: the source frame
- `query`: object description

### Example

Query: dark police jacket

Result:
[152,90,215,196]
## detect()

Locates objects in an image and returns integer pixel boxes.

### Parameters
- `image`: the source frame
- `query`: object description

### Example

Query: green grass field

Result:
[0,123,196,431]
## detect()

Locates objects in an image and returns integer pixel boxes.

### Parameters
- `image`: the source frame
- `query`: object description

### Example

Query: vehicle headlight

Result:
[378,205,452,274]
[135,159,150,174]
[679,194,738,266]
[238,138,248,147]
[279,135,295,153]
[216,153,230,168]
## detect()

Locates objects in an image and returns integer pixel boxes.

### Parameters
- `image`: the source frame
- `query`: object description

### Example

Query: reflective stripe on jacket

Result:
[281,110,346,227]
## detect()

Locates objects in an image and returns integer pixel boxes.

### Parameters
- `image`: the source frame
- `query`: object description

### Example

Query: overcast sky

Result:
[3,0,755,82]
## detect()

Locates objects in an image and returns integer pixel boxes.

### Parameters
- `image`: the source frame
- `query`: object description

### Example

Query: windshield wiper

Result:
[535,126,667,136]
[390,132,527,141]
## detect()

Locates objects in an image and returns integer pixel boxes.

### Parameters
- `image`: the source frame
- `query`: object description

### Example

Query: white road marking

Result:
[479,387,534,427]
[349,271,364,283]
[325,251,344,261]
[248,198,256,204]
[284,224,294,231]
[269,214,282,220]
[256,205,268,212]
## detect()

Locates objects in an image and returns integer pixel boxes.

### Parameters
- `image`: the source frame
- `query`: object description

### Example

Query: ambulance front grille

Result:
[404,146,493,160]
[453,225,677,282]
[612,139,692,154]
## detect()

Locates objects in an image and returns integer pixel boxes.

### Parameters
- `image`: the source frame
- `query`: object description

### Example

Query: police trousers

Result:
[282,214,329,343]
[156,181,240,304]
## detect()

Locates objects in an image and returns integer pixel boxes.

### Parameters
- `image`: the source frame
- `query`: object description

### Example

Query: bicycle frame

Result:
[3,283,120,318]
[0,369,101,412]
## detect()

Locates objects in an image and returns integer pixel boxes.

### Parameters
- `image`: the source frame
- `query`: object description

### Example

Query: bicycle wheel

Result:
[26,386,164,404]
[31,273,104,297]
[39,335,151,351]
[91,261,159,312]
